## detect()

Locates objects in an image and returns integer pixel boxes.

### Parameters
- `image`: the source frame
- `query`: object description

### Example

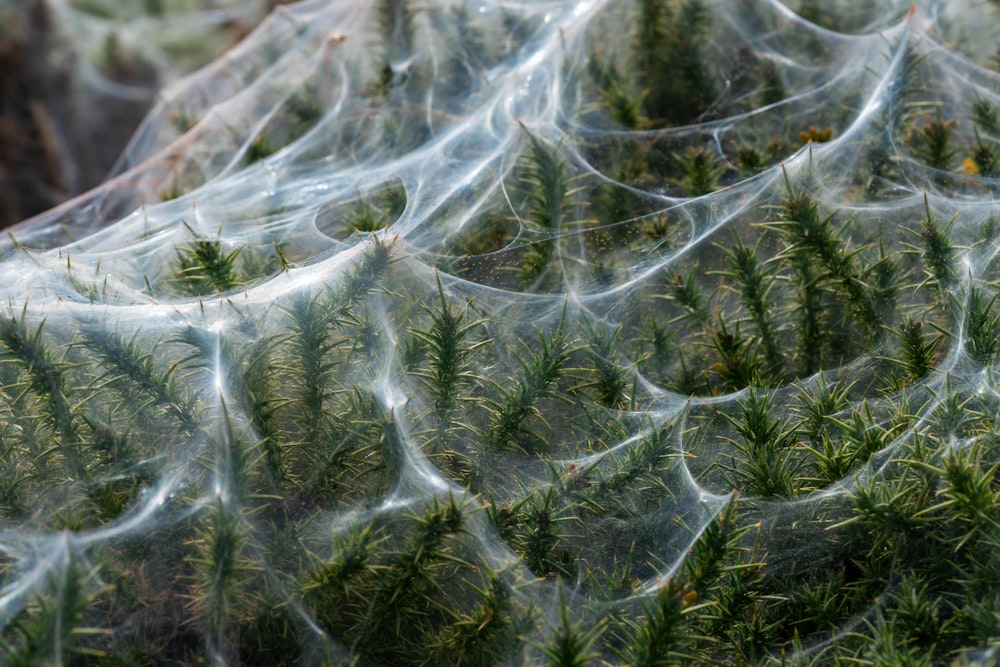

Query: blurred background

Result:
[2,0,997,229]
[0,0,290,227]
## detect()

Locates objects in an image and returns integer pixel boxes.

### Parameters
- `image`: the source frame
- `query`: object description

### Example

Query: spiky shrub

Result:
[3,0,1000,665]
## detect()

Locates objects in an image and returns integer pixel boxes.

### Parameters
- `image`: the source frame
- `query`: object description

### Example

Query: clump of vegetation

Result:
[5,0,1000,665]
[633,0,717,126]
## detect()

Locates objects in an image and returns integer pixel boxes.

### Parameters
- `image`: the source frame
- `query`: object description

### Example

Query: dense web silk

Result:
[1,0,1000,664]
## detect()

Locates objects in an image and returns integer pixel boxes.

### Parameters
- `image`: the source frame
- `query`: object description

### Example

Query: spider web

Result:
[1,0,1000,664]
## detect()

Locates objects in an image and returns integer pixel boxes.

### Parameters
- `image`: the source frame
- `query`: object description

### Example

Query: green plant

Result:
[186,496,258,654]
[961,286,1000,365]
[411,275,487,427]
[173,237,243,295]
[767,182,881,337]
[515,128,579,289]
[891,318,939,385]
[715,239,783,380]
[911,112,959,174]
[539,587,604,667]
[622,579,697,667]
[633,0,716,126]
[910,194,958,293]
[485,306,574,453]
[0,560,110,665]
[676,145,724,197]
[721,388,798,498]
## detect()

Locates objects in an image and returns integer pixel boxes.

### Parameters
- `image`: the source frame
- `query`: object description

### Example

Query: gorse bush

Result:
[2,0,1000,664]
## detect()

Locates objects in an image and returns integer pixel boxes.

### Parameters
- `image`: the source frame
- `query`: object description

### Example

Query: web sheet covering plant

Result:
[2,0,1000,664]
